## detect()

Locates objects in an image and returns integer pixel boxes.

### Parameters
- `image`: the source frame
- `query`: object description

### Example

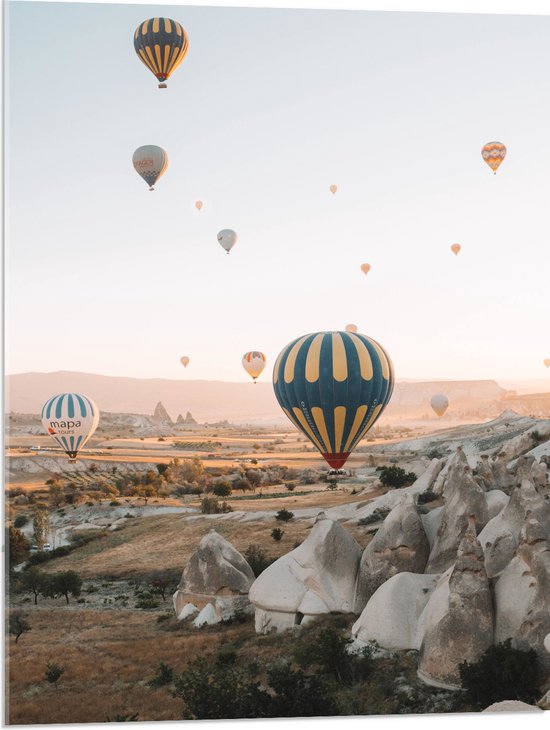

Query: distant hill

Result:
[5,371,538,424]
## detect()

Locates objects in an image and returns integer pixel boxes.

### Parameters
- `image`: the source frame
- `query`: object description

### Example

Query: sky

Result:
[5,0,550,384]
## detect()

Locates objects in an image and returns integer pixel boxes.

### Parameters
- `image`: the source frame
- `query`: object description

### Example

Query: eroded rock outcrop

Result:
[153,401,173,425]
[354,494,430,610]
[249,513,362,634]
[418,519,493,688]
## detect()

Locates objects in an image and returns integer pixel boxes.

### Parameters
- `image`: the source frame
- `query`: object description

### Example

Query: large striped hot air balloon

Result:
[133,145,168,190]
[242,351,266,383]
[41,393,99,461]
[481,141,507,174]
[134,18,189,88]
[273,331,394,469]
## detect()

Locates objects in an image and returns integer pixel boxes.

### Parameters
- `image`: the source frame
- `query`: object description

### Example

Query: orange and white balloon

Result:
[195,200,203,211]
[481,141,506,174]
[242,351,266,383]
[345,324,358,333]
[360,263,371,275]
[329,184,337,194]
[544,359,550,368]
[180,356,190,368]
[451,243,461,256]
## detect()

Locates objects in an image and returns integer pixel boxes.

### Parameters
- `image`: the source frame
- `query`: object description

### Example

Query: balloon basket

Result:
[158,83,167,89]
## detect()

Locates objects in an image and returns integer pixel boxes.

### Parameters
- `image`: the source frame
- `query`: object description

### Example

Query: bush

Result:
[244,545,274,577]
[275,509,294,522]
[358,507,391,526]
[212,482,232,498]
[45,661,65,688]
[136,594,161,609]
[109,500,121,506]
[14,515,28,528]
[200,497,232,514]
[271,528,284,542]
[26,551,52,566]
[417,490,437,505]
[459,639,539,709]
[148,661,174,688]
[378,466,416,489]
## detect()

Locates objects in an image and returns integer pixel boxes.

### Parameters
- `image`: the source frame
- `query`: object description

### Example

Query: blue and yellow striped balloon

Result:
[273,331,394,469]
[41,393,99,461]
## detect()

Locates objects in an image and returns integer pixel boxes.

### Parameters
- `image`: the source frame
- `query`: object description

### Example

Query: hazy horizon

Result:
[6,2,550,385]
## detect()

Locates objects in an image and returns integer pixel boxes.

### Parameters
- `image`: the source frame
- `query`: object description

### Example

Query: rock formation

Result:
[354,494,430,609]
[153,401,173,425]
[249,513,362,634]
[184,411,197,425]
[173,530,255,622]
[426,466,488,574]
[418,518,494,688]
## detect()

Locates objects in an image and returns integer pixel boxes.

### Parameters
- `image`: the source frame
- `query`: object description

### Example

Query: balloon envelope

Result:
[451,243,461,255]
[195,200,203,211]
[481,141,506,173]
[134,18,189,88]
[41,393,99,460]
[360,263,371,275]
[273,331,394,468]
[430,394,449,417]
[217,229,237,254]
[133,145,168,190]
[180,356,190,367]
[544,359,550,368]
[242,351,266,381]
[345,324,358,333]
[330,185,337,194]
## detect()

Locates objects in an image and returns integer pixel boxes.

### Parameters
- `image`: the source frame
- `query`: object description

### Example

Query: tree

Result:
[212,482,232,498]
[48,571,83,604]
[7,526,30,567]
[275,509,294,522]
[148,571,175,602]
[271,528,284,542]
[245,470,262,491]
[233,477,251,493]
[378,466,417,489]
[18,567,48,605]
[459,640,539,709]
[45,661,65,689]
[8,611,31,644]
[48,480,64,507]
[33,507,50,549]
[244,545,274,577]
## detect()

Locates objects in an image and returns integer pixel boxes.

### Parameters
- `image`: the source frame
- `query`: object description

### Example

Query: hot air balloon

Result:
[217,229,237,254]
[242,351,266,383]
[134,18,189,88]
[345,324,358,333]
[273,331,394,469]
[451,243,461,256]
[195,200,203,211]
[430,394,449,417]
[360,263,371,275]
[544,359,550,368]
[133,145,168,190]
[481,141,506,174]
[330,185,337,194]
[180,356,190,367]
[41,393,99,462]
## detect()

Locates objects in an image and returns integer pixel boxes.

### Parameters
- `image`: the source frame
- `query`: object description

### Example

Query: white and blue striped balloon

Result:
[41,393,99,460]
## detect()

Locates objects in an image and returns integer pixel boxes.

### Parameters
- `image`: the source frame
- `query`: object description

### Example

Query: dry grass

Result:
[6,608,256,724]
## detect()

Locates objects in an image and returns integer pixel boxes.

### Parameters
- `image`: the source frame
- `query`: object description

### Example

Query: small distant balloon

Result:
[345,324,358,333]
[544,359,550,368]
[41,393,99,461]
[217,229,237,254]
[451,243,461,256]
[180,356,190,368]
[195,200,203,211]
[360,263,371,275]
[431,394,449,417]
[134,18,189,89]
[481,141,507,174]
[242,351,266,383]
[133,145,168,190]
[330,184,337,194]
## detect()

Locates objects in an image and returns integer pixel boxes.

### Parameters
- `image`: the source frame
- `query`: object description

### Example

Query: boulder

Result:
[418,518,494,688]
[249,513,362,634]
[193,603,219,627]
[426,466,488,574]
[173,530,255,619]
[174,602,199,621]
[352,572,440,650]
[355,494,429,609]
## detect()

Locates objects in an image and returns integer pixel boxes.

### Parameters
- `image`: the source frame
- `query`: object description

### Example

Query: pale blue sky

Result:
[5,1,550,382]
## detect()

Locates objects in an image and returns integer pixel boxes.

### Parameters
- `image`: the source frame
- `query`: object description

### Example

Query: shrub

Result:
[271,528,284,542]
[109,500,121,506]
[200,497,232,514]
[358,507,391,526]
[417,490,437,505]
[14,515,28,528]
[459,639,539,709]
[378,466,416,489]
[136,595,160,609]
[212,482,232,498]
[244,545,274,577]
[275,509,294,522]
[45,661,65,688]
[148,661,174,688]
